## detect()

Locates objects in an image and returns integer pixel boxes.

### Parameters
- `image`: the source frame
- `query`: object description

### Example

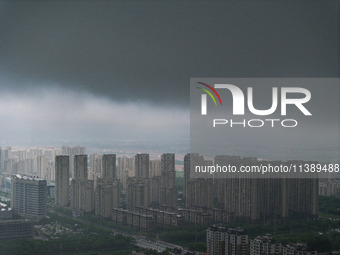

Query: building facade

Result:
[0,220,33,239]
[55,155,69,206]
[207,226,249,255]
[250,235,282,255]
[11,174,47,220]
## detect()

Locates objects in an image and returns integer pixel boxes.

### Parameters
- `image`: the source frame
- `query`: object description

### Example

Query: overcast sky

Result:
[0,1,339,155]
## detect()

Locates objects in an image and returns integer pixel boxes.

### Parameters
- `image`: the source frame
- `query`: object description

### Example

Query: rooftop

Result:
[13,174,44,181]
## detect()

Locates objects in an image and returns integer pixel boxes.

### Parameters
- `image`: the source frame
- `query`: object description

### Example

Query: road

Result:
[133,238,183,252]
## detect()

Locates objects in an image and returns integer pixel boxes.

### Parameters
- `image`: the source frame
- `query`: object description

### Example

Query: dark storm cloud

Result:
[0,1,338,105]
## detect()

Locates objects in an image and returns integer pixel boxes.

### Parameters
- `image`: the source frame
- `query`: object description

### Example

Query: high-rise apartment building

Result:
[183,155,319,222]
[74,155,88,180]
[186,178,213,209]
[93,154,119,217]
[126,153,178,210]
[135,154,149,178]
[149,159,161,177]
[184,153,205,200]
[282,243,317,255]
[89,154,102,180]
[207,225,227,255]
[70,179,94,212]
[70,154,94,212]
[126,154,150,211]
[161,153,176,186]
[221,177,318,221]
[70,179,79,210]
[80,179,94,212]
[117,156,135,187]
[29,148,43,158]
[184,154,213,209]
[55,155,70,206]
[11,174,47,220]
[95,178,120,218]
[61,146,86,178]
[126,177,149,211]
[0,147,11,172]
[159,153,177,208]
[37,155,45,179]
[227,228,249,255]
[250,235,282,255]
[207,226,249,255]
[102,154,116,179]
[319,179,340,198]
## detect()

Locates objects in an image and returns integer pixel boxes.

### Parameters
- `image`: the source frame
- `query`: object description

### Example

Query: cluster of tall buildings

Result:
[184,154,319,222]
[70,154,94,212]
[207,226,317,255]
[319,179,340,198]
[126,154,150,210]
[0,146,60,181]
[0,146,86,182]
[1,148,178,220]
[0,146,322,232]
[54,152,178,220]
[0,144,329,255]
[126,153,177,211]
[95,154,120,217]
[61,146,87,179]
[55,154,120,217]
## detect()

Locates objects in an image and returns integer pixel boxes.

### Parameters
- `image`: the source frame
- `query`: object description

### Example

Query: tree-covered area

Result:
[274,231,339,252]
[0,189,10,197]
[319,196,340,217]
[0,189,11,206]
[175,176,184,192]
[271,196,340,252]
[0,210,138,255]
[53,206,73,217]
[0,233,134,255]
[80,213,141,235]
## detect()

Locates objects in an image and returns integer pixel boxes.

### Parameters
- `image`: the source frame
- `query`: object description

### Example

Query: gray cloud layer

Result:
[0,1,338,153]
[0,87,189,144]
[1,1,338,105]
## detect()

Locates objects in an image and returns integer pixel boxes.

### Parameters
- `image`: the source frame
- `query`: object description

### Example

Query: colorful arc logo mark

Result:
[196,82,223,106]
[196,82,222,115]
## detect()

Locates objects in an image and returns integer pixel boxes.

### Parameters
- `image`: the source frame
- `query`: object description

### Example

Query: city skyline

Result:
[0,1,339,254]
[0,144,339,253]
